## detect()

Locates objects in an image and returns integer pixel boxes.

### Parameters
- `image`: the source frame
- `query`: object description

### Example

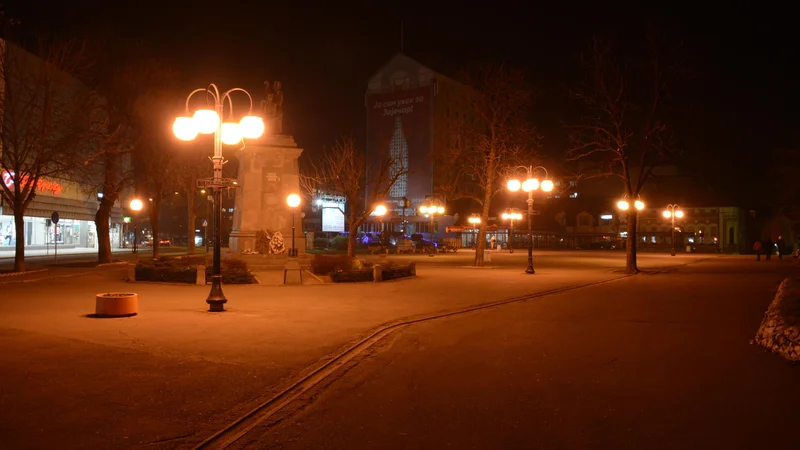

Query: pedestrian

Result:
[764,238,773,260]
[777,236,785,260]
[753,240,763,261]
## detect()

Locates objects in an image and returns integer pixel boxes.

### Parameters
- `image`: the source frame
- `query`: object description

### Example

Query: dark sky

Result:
[6,2,798,206]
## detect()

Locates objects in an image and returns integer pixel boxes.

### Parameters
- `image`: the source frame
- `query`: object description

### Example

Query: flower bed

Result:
[134,255,256,284]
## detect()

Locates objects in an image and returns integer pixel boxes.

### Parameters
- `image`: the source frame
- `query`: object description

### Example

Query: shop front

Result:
[0,174,122,252]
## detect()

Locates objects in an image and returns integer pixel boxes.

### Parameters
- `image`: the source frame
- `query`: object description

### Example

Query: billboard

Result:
[321,201,345,233]
[366,86,432,206]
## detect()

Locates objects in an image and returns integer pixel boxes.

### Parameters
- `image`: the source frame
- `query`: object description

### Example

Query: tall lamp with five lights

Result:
[173,84,265,312]
[507,166,554,274]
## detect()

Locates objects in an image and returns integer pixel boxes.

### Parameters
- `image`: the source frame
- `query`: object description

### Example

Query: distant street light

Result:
[507,165,554,274]
[129,199,143,254]
[618,195,645,249]
[663,204,684,256]
[501,208,523,253]
[173,83,264,312]
[374,204,387,247]
[287,193,301,257]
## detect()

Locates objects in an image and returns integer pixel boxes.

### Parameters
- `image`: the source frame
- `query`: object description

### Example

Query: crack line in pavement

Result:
[190,273,639,450]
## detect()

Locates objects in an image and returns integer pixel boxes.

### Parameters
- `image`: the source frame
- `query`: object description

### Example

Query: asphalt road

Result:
[250,257,800,450]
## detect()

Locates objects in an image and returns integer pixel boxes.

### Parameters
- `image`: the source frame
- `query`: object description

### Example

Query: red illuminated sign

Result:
[1,170,63,196]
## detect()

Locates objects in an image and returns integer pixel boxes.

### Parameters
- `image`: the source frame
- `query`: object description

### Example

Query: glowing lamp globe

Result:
[374,205,387,216]
[502,213,509,220]
[522,178,539,192]
[617,200,629,210]
[240,115,265,139]
[419,206,428,214]
[663,210,672,218]
[437,206,445,214]
[173,117,198,141]
[286,193,301,208]
[675,210,684,218]
[634,200,645,210]
[129,199,143,211]
[221,122,242,145]
[541,179,554,192]
[507,179,521,192]
[193,109,219,134]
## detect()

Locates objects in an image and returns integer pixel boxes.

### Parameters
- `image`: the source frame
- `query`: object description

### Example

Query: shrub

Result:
[311,254,357,275]
[314,237,329,249]
[135,256,255,284]
[330,234,348,251]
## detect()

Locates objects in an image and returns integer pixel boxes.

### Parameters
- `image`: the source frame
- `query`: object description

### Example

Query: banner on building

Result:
[366,86,432,206]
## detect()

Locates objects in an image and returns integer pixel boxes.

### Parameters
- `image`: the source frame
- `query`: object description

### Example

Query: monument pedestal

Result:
[229,134,305,256]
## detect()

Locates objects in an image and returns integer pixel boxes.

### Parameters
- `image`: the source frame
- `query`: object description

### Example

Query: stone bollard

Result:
[373,264,383,283]
[484,252,492,262]
[196,265,206,285]
[409,262,416,276]
[127,264,136,282]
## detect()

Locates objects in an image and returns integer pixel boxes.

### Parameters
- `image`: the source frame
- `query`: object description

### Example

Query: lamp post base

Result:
[205,275,227,312]
[525,267,535,274]
[670,249,676,256]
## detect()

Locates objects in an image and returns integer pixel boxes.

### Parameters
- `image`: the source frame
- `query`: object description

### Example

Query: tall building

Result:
[365,52,471,235]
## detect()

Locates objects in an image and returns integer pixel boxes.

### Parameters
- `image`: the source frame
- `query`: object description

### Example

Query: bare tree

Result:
[307,136,406,257]
[435,63,538,266]
[566,30,681,273]
[172,146,208,254]
[0,35,94,272]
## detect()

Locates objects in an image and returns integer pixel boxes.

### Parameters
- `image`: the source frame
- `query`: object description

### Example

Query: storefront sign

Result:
[0,171,63,196]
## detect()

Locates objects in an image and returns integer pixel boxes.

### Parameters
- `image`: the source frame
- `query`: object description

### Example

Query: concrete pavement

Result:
[0,252,793,449]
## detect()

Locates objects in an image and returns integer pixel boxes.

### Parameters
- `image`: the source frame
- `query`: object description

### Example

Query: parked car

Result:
[159,238,171,247]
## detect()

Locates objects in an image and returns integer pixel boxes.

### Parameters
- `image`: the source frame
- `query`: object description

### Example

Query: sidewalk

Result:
[0,254,738,449]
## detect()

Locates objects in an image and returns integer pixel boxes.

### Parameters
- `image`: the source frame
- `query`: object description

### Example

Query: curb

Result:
[0,268,48,278]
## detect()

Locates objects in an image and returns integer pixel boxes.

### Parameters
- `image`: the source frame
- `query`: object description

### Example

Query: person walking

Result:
[777,236,785,260]
[753,240,763,261]
[764,238,774,260]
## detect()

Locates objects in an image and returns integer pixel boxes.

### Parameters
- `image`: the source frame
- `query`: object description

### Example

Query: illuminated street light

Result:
[129,199,143,254]
[419,200,446,252]
[374,204,387,248]
[286,194,301,257]
[663,204,684,256]
[501,208,523,253]
[507,165,553,274]
[174,84,265,312]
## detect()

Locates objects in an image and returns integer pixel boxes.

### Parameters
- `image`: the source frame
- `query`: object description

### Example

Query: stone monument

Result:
[228,80,305,260]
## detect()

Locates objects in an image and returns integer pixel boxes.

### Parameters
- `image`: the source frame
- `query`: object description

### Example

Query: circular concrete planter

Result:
[95,293,138,318]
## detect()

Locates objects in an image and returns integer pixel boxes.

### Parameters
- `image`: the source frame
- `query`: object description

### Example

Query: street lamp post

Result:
[373,204,387,248]
[419,203,445,255]
[286,194,301,257]
[662,204,684,256]
[468,214,481,248]
[173,84,265,312]
[501,208,523,253]
[617,196,645,250]
[129,199,143,254]
[507,166,554,274]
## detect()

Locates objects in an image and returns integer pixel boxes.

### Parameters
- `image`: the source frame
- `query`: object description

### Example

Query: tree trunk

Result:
[187,189,196,255]
[13,206,25,272]
[95,197,114,264]
[474,222,487,267]
[625,210,639,273]
[347,230,357,258]
[150,198,160,259]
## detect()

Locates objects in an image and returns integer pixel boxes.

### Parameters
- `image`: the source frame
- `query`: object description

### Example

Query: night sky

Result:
[6,2,798,208]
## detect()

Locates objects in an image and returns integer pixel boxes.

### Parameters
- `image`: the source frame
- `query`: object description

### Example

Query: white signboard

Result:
[322,202,345,232]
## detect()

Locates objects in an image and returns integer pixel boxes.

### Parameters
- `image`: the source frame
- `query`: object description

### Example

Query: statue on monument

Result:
[262,80,284,134]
